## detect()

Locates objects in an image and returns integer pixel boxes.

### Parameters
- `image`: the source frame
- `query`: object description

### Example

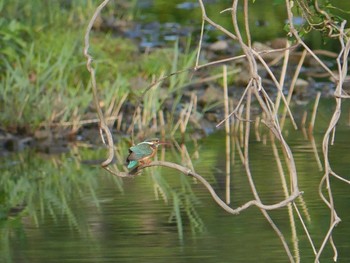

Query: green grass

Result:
[0,0,197,135]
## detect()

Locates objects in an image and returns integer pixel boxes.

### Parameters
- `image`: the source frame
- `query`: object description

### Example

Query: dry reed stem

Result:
[52,116,119,127]
[230,100,237,165]
[183,69,240,89]
[309,92,321,132]
[238,105,244,146]
[196,44,298,70]
[108,93,128,126]
[274,40,290,114]
[243,0,251,47]
[158,110,166,140]
[253,50,297,130]
[216,79,251,128]
[180,93,195,135]
[280,50,307,129]
[254,116,261,141]
[223,65,231,204]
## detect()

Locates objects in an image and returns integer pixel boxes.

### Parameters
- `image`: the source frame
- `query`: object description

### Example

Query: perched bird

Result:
[126,138,162,170]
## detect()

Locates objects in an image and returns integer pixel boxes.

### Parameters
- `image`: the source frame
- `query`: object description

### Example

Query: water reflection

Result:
[1,103,350,262]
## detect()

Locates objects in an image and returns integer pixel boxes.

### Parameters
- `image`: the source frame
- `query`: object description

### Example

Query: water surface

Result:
[1,101,350,263]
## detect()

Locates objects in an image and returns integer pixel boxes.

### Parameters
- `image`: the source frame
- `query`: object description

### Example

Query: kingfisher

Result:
[126,138,163,170]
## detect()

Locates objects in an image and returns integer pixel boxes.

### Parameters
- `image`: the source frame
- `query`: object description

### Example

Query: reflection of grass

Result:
[0,145,125,261]
[0,140,206,260]
[151,168,204,240]
[0,147,122,227]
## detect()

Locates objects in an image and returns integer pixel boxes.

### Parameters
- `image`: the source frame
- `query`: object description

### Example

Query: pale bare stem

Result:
[260,87,277,116]
[197,0,238,41]
[158,110,166,140]
[330,170,350,184]
[52,116,121,127]
[238,105,244,146]
[195,19,205,69]
[252,50,297,130]
[107,93,128,127]
[216,79,251,128]
[223,65,231,204]
[195,45,298,70]
[315,217,342,263]
[280,50,307,129]
[183,69,240,88]
[231,0,260,83]
[84,0,114,167]
[318,175,331,209]
[196,53,246,70]
[275,41,290,114]
[330,126,336,146]
[181,93,195,134]
[254,116,261,142]
[103,166,130,178]
[309,92,321,132]
[243,0,251,47]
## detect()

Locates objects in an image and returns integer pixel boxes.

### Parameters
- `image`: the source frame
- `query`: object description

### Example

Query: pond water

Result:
[133,0,350,51]
[1,101,350,263]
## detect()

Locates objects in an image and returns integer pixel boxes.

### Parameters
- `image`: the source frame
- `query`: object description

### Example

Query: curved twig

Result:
[142,161,302,215]
[83,0,114,167]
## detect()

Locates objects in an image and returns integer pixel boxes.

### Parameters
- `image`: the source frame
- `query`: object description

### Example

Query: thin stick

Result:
[223,65,231,204]
[275,40,290,114]
[281,49,307,129]
[309,92,321,132]
[158,110,166,140]
[243,0,251,47]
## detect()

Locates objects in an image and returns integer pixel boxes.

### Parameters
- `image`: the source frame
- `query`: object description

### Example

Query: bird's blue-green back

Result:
[129,143,153,159]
